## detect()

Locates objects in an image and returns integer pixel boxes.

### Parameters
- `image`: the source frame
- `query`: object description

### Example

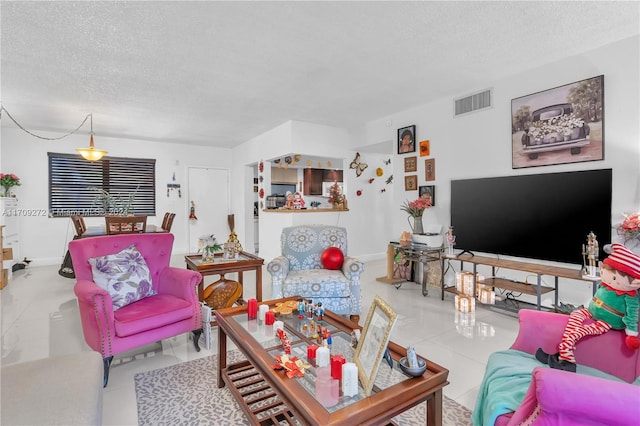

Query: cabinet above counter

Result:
[271,167,299,184]
[303,168,343,196]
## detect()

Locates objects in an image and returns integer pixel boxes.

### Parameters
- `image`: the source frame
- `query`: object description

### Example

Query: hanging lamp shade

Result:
[76,114,107,161]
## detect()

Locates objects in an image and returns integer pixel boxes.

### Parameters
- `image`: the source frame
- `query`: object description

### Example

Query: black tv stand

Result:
[457,250,474,257]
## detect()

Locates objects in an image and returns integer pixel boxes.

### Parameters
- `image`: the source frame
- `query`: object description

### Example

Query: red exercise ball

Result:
[321,247,344,270]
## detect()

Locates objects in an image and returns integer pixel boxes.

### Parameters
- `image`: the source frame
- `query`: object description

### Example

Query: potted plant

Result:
[91,187,137,215]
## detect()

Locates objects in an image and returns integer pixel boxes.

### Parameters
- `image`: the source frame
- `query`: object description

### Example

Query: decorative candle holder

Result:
[247,298,258,320]
[315,367,339,407]
[330,355,346,380]
[265,310,275,325]
[258,304,269,321]
[342,362,358,397]
[316,344,330,367]
[307,344,318,360]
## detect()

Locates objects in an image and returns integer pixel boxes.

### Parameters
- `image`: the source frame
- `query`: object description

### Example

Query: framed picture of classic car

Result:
[511,75,604,169]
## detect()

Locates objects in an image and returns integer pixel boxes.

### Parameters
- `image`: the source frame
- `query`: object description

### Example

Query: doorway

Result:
[187,167,230,253]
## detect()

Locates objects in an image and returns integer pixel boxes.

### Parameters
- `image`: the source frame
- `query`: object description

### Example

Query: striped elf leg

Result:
[558,308,611,363]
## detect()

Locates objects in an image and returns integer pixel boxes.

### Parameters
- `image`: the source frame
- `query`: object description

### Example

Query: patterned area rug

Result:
[135,351,472,425]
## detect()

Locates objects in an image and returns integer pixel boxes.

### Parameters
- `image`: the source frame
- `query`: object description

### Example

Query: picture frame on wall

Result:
[419,140,430,157]
[419,185,435,206]
[425,159,435,181]
[511,75,604,169]
[404,156,417,172]
[354,295,398,397]
[404,175,417,191]
[397,125,416,154]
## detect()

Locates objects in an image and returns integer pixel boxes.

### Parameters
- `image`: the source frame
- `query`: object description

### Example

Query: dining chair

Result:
[161,212,176,232]
[71,214,87,237]
[105,215,147,235]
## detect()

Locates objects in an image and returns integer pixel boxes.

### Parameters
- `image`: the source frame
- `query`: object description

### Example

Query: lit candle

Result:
[258,304,269,321]
[342,362,358,397]
[316,344,330,368]
[307,344,318,360]
[247,298,258,320]
[330,355,346,380]
[265,310,275,325]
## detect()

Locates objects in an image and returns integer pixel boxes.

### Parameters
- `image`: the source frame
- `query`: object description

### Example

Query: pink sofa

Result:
[69,233,202,386]
[474,309,640,425]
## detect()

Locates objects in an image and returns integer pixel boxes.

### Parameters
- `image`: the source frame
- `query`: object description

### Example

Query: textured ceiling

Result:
[1,1,638,148]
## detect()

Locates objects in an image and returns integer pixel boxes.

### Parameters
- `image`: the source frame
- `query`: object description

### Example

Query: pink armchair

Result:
[69,233,202,386]
[473,309,640,426]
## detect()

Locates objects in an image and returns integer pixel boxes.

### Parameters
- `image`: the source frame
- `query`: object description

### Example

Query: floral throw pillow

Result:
[88,244,156,310]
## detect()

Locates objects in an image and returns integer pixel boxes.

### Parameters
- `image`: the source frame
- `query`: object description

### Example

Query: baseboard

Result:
[354,252,386,262]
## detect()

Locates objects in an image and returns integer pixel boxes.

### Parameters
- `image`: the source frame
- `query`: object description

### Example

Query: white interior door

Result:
[187,167,230,253]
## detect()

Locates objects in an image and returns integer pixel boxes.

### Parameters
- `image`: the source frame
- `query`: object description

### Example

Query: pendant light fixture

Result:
[76,114,107,161]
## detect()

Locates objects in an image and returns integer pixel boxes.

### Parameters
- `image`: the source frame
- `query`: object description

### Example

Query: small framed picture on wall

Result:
[397,125,416,154]
[404,175,418,191]
[404,156,417,172]
[419,140,430,157]
[425,158,436,181]
[419,185,435,206]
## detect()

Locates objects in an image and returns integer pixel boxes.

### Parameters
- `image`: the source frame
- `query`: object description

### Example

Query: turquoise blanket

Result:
[471,350,630,426]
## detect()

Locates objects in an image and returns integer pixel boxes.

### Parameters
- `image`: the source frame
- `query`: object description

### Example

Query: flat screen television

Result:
[450,169,612,265]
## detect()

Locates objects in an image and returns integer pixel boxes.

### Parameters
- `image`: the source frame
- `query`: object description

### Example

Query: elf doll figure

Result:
[537,243,640,372]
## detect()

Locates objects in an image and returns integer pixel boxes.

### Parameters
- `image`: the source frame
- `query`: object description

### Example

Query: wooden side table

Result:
[184,251,264,304]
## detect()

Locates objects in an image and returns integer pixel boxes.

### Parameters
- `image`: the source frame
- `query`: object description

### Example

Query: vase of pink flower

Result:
[0,173,20,197]
[400,196,432,234]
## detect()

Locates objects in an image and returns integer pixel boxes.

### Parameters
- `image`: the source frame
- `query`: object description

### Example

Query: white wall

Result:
[0,127,231,264]
[231,120,396,269]
[364,35,639,241]
[1,35,636,308]
[360,35,640,307]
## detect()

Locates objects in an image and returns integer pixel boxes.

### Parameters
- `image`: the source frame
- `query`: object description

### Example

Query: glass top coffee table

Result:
[216,297,449,425]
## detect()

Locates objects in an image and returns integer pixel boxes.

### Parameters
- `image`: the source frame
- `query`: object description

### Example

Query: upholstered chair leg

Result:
[192,329,202,352]
[103,356,113,387]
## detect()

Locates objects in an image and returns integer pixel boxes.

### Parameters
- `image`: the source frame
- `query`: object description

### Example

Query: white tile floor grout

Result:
[1,256,520,425]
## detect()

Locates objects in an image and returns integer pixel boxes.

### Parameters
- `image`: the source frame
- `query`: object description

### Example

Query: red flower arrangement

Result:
[0,173,20,196]
[618,212,640,243]
[400,196,432,218]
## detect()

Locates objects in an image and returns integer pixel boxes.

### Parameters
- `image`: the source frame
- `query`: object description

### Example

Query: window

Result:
[48,153,156,217]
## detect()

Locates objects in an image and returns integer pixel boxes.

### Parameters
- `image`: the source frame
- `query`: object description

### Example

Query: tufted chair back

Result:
[280,225,348,271]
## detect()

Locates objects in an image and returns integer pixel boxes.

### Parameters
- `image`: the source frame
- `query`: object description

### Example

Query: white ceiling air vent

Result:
[454,88,492,117]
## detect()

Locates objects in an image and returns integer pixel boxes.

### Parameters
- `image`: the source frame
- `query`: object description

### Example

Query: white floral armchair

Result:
[267,225,364,323]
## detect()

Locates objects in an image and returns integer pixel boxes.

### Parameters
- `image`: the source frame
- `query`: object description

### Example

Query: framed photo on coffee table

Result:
[354,295,398,396]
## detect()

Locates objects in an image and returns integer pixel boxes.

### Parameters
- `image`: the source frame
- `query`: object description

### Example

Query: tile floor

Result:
[1,256,520,425]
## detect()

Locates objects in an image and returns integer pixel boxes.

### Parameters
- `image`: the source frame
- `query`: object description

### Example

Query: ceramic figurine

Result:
[293,191,305,209]
[316,302,324,321]
[582,231,599,277]
[284,191,294,209]
[446,226,456,257]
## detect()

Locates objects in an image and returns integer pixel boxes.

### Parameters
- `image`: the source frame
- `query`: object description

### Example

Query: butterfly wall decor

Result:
[350,152,368,177]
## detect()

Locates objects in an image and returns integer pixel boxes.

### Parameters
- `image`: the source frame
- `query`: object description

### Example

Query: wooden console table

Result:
[185,252,264,303]
[445,253,601,312]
